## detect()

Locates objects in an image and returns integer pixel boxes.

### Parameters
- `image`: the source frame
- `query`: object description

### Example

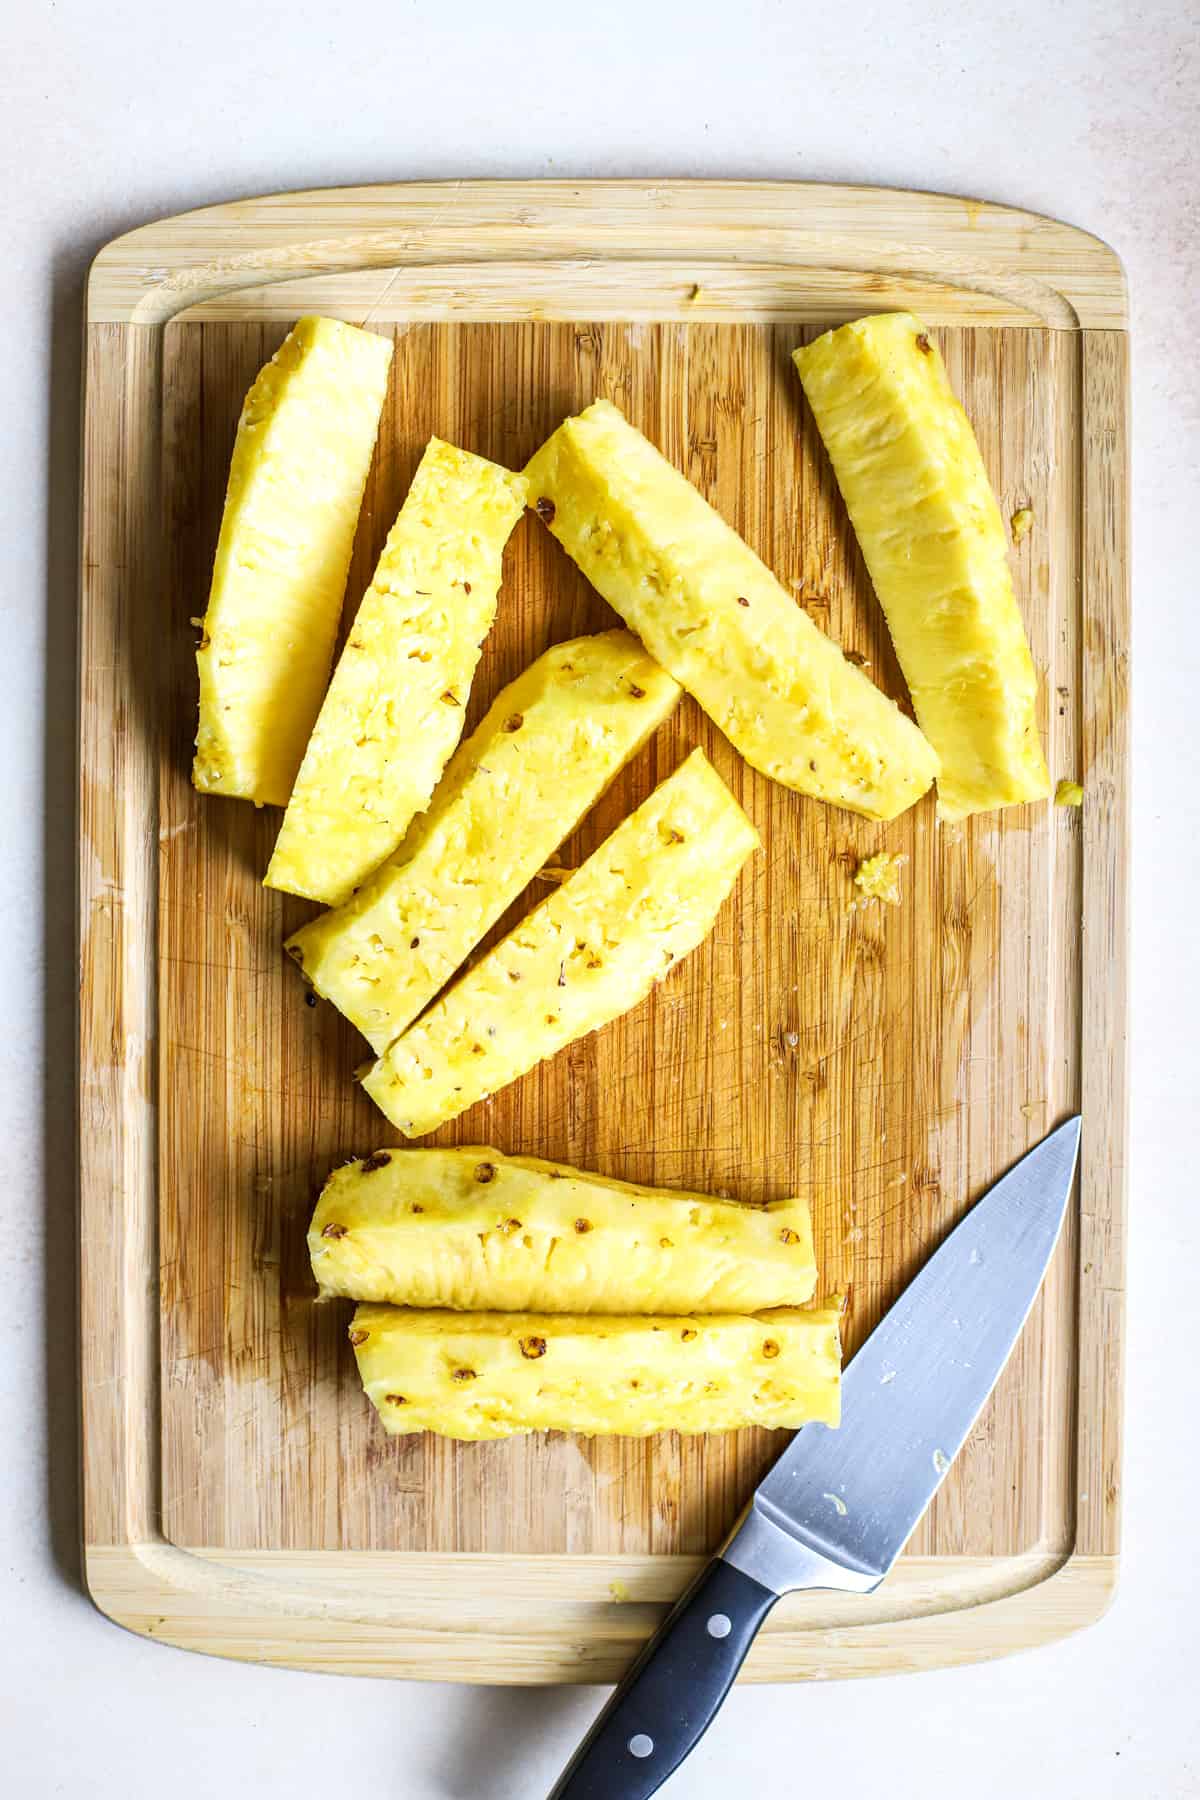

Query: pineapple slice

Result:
[793,315,1051,821]
[523,399,937,821]
[265,440,527,904]
[310,1146,817,1313]
[194,316,393,807]
[285,631,679,1050]
[350,1302,842,1439]
[362,749,759,1137]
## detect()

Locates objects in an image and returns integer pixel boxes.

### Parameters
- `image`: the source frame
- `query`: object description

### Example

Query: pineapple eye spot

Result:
[574,1218,593,1234]
[410,1203,424,1214]
[474,1163,497,1184]
[535,497,556,522]
[320,1222,348,1240]
[359,1151,391,1174]
[915,332,933,354]
[659,1238,673,1249]
[628,683,646,699]
[348,1328,369,1347]
[519,1336,547,1359]
[681,1328,698,1342]
[451,1368,478,1383]
[503,714,524,732]
[629,1379,640,1389]
[779,1227,801,1245]
[498,1218,522,1236]
[410,936,421,949]
[384,1393,407,1406]
[736,595,750,608]
[441,690,460,706]
[762,1339,781,1359]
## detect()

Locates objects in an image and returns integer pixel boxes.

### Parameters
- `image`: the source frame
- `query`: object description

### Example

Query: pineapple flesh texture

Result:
[265,440,527,904]
[793,315,1050,821]
[193,316,393,807]
[362,749,759,1137]
[523,399,938,821]
[350,1302,842,1440]
[311,1146,817,1313]
[285,631,679,1050]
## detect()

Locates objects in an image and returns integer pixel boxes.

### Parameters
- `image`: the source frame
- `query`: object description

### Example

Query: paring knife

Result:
[548,1117,1082,1800]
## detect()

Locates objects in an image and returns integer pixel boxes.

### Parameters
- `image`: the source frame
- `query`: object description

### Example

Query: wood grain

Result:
[79,181,1128,1679]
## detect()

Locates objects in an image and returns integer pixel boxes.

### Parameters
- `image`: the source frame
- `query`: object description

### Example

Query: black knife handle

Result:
[546,1556,778,1800]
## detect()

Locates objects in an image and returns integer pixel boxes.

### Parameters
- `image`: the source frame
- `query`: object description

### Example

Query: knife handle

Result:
[546,1555,778,1800]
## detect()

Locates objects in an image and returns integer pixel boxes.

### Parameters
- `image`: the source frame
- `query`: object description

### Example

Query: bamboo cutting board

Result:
[80,182,1129,1681]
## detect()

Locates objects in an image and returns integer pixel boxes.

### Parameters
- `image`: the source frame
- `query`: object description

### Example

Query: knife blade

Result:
[547,1118,1082,1800]
[729,1114,1082,1592]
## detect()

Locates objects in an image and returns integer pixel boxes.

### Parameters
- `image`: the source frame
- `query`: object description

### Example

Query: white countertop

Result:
[4,0,1198,1793]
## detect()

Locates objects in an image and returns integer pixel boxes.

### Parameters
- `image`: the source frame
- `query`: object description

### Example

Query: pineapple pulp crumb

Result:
[853,851,905,907]
[608,1579,629,1601]
[1010,507,1034,543]
[1055,778,1084,807]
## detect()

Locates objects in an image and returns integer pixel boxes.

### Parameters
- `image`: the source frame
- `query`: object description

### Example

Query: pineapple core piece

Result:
[349,1302,842,1439]
[523,399,937,821]
[193,316,392,807]
[285,631,679,1049]
[793,315,1051,821]
[362,748,759,1137]
[265,439,526,905]
[311,1146,817,1313]
[853,850,904,907]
